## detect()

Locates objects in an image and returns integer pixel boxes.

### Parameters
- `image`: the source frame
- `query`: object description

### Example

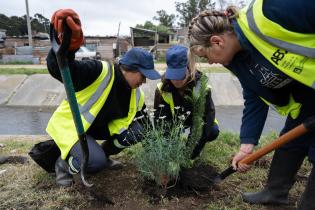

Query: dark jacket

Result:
[46,49,146,140]
[226,0,315,145]
[153,71,216,139]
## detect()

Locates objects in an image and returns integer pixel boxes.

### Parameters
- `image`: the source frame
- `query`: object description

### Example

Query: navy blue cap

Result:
[119,48,161,80]
[165,45,188,80]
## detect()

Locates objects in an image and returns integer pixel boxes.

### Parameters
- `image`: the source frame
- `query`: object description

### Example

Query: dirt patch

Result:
[64,162,220,210]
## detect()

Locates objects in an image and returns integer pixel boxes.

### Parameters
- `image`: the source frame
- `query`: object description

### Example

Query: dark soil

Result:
[69,162,221,210]
[44,158,300,210]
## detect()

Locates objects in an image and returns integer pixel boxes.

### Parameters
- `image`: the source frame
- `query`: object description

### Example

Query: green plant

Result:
[133,109,189,187]
[133,75,209,187]
[185,74,208,157]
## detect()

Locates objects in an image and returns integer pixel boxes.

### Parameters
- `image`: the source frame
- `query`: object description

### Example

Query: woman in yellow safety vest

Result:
[187,0,315,209]
[154,45,219,159]
[44,9,161,187]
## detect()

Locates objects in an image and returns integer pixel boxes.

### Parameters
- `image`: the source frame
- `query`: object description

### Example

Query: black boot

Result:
[101,140,123,169]
[55,157,73,187]
[242,149,305,205]
[190,138,207,159]
[298,165,315,210]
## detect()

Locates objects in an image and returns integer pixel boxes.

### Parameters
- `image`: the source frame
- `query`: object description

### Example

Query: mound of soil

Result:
[142,164,219,204]
[72,162,220,209]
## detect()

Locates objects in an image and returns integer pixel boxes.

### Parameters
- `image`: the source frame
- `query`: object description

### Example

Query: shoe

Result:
[242,149,305,205]
[55,157,73,187]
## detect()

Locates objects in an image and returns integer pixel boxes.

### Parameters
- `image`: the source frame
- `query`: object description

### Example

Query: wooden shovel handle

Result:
[239,124,308,165]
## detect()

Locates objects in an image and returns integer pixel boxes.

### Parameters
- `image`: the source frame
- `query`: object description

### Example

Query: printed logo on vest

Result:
[271,49,288,65]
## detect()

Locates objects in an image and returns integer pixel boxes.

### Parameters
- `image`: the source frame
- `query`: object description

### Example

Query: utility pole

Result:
[115,22,121,58]
[25,0,32,46]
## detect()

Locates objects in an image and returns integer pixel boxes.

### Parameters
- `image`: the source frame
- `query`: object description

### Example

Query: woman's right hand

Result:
[232,144,254,172]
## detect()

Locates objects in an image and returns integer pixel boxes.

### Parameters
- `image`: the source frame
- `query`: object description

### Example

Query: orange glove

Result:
[51,9,84,51]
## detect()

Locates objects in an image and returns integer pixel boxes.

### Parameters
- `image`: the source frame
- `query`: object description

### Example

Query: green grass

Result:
[0,68,48,75]
[0,132,311,209]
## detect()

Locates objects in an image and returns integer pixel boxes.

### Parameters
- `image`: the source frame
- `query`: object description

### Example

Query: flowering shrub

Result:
[133,106,190,187]
[133,75,208,187]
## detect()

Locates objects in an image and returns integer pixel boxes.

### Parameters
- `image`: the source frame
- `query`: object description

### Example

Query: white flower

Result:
[158,104,165,108]
[174,106,180,110]
[178,115,185,120]
[159,116,166,119]
[137,115,145,120]
[186,111,191,115]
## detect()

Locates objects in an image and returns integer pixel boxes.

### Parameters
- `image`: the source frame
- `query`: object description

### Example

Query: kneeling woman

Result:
[154,45,219,159]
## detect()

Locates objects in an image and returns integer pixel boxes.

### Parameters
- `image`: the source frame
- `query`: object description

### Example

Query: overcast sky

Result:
[2,0,183,36]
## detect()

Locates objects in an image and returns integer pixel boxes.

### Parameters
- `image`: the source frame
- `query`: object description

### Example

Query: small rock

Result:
[0,143,5,148]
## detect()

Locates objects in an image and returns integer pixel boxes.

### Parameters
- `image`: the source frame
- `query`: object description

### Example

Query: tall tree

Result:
[175,0,216,27]
[135,21,172,34]
[0,13,49,36]
[153,10,176,28]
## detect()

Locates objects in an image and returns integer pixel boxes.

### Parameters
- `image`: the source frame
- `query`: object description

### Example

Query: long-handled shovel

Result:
[50,23,93,187]
[215,116,315,183]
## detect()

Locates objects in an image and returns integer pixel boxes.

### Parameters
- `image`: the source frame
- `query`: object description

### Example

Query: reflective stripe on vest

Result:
[260,95,301,119]
[108,87,145,136]
[237,0,315,89]
[157,82,175,116]
[46,61,115,159]
[157,81,219,125]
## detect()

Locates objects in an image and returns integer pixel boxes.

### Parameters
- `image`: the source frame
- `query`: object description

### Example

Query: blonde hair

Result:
[187,6,239,73]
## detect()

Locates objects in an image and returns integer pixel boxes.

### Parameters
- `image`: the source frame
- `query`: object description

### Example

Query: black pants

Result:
[279,83,315,163]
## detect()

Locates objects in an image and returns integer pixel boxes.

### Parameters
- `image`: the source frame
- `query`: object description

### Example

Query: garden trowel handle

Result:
[217,116,315,182]
[50,23,93,187]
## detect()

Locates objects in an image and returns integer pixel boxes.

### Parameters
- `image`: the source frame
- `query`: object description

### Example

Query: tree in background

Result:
[175,0,216,27]
[135,20,173,34]
[153,10,176,28]
[175,0,247,27]
[0,13,49,36]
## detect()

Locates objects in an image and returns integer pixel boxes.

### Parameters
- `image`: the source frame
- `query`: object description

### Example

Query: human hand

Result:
[51,9,84,51]
[232,144,254,172]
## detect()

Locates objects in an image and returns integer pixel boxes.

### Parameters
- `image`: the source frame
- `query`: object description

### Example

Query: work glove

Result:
[51,9,84,51]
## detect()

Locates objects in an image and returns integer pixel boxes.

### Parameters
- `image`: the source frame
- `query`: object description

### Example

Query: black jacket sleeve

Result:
[46,49,103,92]
[202,88,217,138]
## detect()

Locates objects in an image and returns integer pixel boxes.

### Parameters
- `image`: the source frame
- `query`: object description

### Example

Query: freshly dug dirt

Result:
[70,162,220,210]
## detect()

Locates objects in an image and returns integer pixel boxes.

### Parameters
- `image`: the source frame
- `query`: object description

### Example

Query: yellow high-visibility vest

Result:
[237,0,315,89]
[46,61,144,159]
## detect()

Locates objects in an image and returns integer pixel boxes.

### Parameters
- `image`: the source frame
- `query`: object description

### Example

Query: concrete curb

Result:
[0,73,244,107]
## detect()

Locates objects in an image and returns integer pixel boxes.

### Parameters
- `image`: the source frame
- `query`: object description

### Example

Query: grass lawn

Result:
[0,68,48,75]
[0,63,229,75]
[0,132,310,209]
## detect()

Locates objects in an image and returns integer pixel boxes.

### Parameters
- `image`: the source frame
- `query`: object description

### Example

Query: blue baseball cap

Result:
[165,45,188,80]
[119,48,161,80]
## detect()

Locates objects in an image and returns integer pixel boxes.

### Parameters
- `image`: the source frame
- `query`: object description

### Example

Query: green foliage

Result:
[133,111,189,186]
[175,0,216,27]
[153,10,176,28]
[185,74,208,156]
[0,67,48,75]
[135,21,173,34]
[0,13,49,36]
